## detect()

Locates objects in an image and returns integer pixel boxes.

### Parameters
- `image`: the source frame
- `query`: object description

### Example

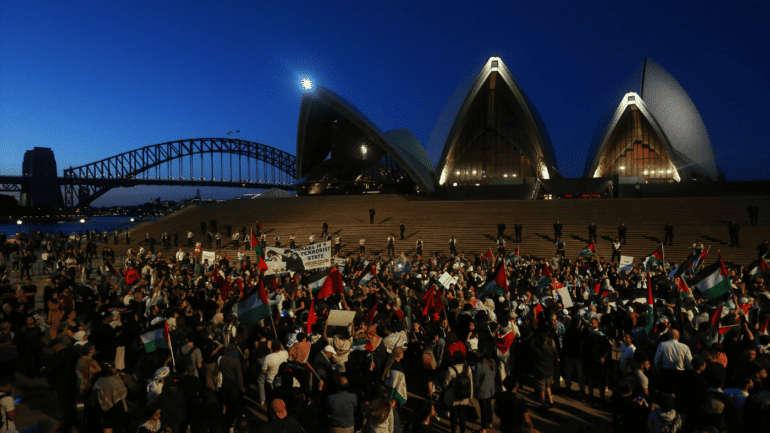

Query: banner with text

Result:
[619,256,634,273]
[263,241,332,275]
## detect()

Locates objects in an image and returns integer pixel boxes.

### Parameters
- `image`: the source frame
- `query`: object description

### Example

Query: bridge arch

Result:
[62,138,296,207]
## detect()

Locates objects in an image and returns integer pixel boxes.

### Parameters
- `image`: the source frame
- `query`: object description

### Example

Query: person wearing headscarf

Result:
[93,363,128,428]
[147,366,170,403]
[137,405,167,433]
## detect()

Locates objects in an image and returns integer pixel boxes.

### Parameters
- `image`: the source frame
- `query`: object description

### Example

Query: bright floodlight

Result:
[130,218,135,222]
[301,78,313,90]
[79,219,85,223]
[16,220,22,225]
[361,145,367,155]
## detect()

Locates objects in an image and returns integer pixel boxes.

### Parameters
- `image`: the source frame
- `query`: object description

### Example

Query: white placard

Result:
[326,310,357,327]
[555,288,573,308]
[619,256,634,273]
[439,272,458,288]
[263,241,333,275]
[202,251,216,263]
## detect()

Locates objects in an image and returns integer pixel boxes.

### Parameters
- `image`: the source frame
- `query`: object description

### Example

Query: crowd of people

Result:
[0,219,769,433]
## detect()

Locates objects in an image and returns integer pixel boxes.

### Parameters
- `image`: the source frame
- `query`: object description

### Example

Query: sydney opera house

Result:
[295,57,717,197]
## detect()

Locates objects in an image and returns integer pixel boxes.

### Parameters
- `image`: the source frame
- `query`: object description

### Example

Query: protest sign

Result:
[619,256,634,273]
[555,287,573,308]
[202,251,216,263]
[439,272,458,289]
[263,241,332,275]
[327,310,356,327]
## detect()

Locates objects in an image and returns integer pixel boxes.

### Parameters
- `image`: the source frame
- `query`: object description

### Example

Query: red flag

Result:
[593,283,601,295]
[759,317,770,334]
[258,255,268,273]
[257,278,269,305]
[738,304,750,315]
[251,230,259,249]
[542,265,552,279]
[316,267,344,300]
[493,261,508,292]
[393,309,404,322]
[717,326,732,336]
[366,300,379,322]
[163,320,173,351]
[550,281,563,291]
[422,285,436,317]
[677,277,691,294]
[533,303,543,322]
[495,330,515,355]
[646,271,654,305]
[485,248,494,261]
[306,298,317,333]
[432,287,444,321]
[711,305,723,328]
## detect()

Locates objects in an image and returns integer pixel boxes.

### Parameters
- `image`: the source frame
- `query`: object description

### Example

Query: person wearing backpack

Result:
[443,351,474,433]
[648,393,684,433]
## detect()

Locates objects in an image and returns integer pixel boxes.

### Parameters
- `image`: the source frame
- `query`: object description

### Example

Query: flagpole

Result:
[165,321,176,370]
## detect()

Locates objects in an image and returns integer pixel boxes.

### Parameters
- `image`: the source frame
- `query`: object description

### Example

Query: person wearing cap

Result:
[311,344,335,387]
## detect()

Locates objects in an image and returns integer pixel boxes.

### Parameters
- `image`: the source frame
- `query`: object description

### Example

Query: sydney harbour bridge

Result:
[0,138,296,209]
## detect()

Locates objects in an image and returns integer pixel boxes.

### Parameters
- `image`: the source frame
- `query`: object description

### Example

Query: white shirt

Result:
[360,238,365,245]
[0,394,16,433]
[176,251,186,262]
[263,351,289,383]
[620,343,636,370]
[188,231,193,238]
[654,339,692,371]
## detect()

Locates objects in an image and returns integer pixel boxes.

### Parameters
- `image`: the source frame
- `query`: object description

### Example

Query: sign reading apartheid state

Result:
[263,241,332,275]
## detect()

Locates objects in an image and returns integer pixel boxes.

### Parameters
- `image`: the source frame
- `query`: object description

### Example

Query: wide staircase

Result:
[128,195,770,268]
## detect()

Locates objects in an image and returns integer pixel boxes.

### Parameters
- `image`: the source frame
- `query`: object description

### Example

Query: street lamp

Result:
[361,145,367,156]
[301,78,313,90]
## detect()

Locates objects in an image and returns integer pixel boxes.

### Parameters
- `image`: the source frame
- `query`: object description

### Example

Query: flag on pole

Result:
[306,298,317,333]
[505,247,519,263]
[483,260,509,294]
[485,248,494,261]
[711,305,723,328]
[358,264,377,287]
[257,255,268,273]
[140,322,172,353]
[422,285,443,321]
[210,266,232,298]
[642,271,655,336]
[251,230,262,256]
[669,255,696,279]
[691,246,710,273]
[257,278,269,305]
[693,258,731,299]
[749,259,770,280]
[642,245,665,271]
[578,242,595,257]
[759,317,770,335]
[305,267,344,299]
[676,277,691,294]
[236,291,272,325]
[366,300,379,322]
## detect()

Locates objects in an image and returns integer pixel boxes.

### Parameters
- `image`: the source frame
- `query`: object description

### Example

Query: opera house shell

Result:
[295,85,435,195]
[437,57,559,187]
[585,58,718,183]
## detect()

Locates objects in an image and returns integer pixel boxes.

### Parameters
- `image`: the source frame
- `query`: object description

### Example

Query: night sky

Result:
[1,1,768,206]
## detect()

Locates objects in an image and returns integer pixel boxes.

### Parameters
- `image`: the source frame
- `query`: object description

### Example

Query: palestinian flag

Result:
[140,321,172,353]
[505,247,519,263]
[422,285,444,321]
[691,246,710,273]
[483,260,508,294]
[195,243,201,254]
[251,230,262,256]
[306,298,317,333]
[676,277,691,295]
[711,305,724,328]
[693,259,731,299]
[257,255,268,273]
[236,291,272,325]
[669,255,696,279]
[352,339,377,352]
[536,265,552,289]
[495,330,515,355]
[210,266,232,298]
[642,245,665,271]
[358,264,377,287]
[642,271,655,336]
[384,365,407,405]
[749,259,770,280]
[306,267,344,299]
[579,242,596,257]
[758,317,770,335]
[484,248,494,262]
[366,300,379,322]
[257,278,269,305]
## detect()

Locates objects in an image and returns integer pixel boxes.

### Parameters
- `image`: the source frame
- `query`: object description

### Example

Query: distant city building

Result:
[436,57,559,187]
[585,58,718,182]
[21,147,63,209]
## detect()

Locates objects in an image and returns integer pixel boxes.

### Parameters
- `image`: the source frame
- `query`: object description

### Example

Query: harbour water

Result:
[0,215,161,239]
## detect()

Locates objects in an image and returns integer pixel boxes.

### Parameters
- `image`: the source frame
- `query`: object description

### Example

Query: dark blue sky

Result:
[1,1,768,205]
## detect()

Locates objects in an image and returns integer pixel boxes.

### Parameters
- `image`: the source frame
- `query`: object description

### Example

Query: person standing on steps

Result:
[187,231,193,248]
[497,236,506,257]
[400,223,406,240]
[322,221,328,237]
[334,235,341,255]
[664,222,674,246]
[125,231,131,245]
[588,222,598,244]
[369,206,375,224]
[200,221,207,235]
[747,203,759,226]
[387,235,395,257]
[215,233,221,249]
[498,221,506,239]
[728,220,741,248]
[514,221,523,243]
[618,223,627,245]
[449,236,457,256]
[554,221,563,241]
[174,231,178,247]
[275,236,281,248]
[611,238,622,263]
[416,238,423,258]
[556,237,566,260]
[289,234,296,249]
[359,236,365,254]
[226,224,232,237]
